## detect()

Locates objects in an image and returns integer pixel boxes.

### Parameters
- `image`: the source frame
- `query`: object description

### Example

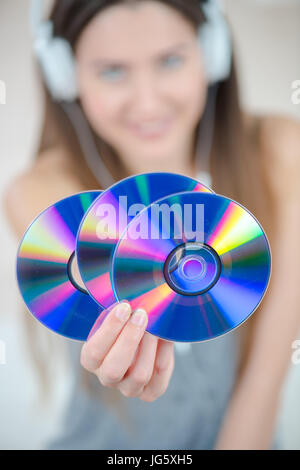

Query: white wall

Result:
[225,0,300,119]
[0,0,299,449]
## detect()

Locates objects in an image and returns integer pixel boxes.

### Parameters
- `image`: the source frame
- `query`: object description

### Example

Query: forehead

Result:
[75,1,197,60]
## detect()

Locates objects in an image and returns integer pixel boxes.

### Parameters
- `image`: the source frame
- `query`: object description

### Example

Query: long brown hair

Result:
[30,0,274,407]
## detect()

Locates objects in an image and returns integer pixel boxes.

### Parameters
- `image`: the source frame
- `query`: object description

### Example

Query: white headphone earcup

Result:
[34,21,78,102]
[198,2,232,84]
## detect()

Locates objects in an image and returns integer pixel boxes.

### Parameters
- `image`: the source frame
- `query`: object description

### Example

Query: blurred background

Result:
[0,0,300,449]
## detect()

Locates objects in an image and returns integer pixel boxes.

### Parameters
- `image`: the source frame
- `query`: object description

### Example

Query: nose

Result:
[130,72,163,117]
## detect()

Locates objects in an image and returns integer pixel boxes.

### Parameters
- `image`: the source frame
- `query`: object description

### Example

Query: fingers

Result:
[118,332,158,397]
[80,301,132,372]
[97,308,148,386]
[80,303,175,403]
[138,339,175,402]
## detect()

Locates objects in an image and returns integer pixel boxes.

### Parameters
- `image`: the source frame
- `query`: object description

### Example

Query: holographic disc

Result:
[16,191,104,341]
[112,191,271,342]
[76,173,213,308]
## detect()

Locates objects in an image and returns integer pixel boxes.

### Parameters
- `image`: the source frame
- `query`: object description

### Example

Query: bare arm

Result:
[215,116,300,449]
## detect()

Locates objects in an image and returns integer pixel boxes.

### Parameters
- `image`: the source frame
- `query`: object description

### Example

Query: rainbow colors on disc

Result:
[112,192,271,342]
[76,173,213,308]
[16,191,104,341]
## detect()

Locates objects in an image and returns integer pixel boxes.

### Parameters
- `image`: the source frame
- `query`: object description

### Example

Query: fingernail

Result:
[131,308,148,327]
[114,302,131,322]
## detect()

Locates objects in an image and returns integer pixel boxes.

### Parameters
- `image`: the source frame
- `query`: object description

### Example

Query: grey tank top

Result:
[46,329,241,450]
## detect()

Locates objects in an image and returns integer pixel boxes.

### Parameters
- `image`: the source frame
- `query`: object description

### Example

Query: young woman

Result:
[5,0,300,450]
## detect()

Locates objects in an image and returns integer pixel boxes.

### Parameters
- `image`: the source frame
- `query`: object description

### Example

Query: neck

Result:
[123,154,196,179]
[119,133,198,179]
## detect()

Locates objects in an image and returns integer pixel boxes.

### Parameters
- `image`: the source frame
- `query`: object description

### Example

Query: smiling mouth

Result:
[128,118,173,139]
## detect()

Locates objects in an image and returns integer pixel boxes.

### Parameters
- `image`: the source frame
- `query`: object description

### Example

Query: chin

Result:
[131,150,175,165]
[130,137,180,158]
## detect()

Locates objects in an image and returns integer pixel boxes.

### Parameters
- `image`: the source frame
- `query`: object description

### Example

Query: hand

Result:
[80,301,175,402]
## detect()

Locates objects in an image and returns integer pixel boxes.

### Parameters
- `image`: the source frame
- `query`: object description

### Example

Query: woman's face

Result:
[76,1,207,169]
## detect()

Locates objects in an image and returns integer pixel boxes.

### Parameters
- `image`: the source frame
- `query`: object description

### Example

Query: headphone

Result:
[29,0,232,188]
[30,0,232,102]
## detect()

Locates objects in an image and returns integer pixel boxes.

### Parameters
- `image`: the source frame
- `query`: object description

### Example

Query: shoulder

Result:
[3,146,84,236]
[10,146,78,188]
[257,113,300,161]
[34,146,77,175]
[244,113,300,201]
[244,112,300,156]
[4,146,76,205]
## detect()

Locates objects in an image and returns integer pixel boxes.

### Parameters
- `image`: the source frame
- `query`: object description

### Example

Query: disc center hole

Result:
[180,256,206,280]
[67,251,88,294]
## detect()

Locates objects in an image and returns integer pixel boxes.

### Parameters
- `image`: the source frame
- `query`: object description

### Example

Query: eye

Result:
[160,54,184,69]
[99,66,126,82]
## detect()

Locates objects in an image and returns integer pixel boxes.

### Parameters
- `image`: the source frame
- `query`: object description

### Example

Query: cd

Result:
[77,173,213,308]
[16,191,104,341]
[112,191,271,342]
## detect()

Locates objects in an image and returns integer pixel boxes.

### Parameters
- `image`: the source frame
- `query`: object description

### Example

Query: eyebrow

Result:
[90,42,190,67]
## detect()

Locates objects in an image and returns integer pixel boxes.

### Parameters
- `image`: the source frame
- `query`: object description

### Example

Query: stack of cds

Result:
[16,173,271,342]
